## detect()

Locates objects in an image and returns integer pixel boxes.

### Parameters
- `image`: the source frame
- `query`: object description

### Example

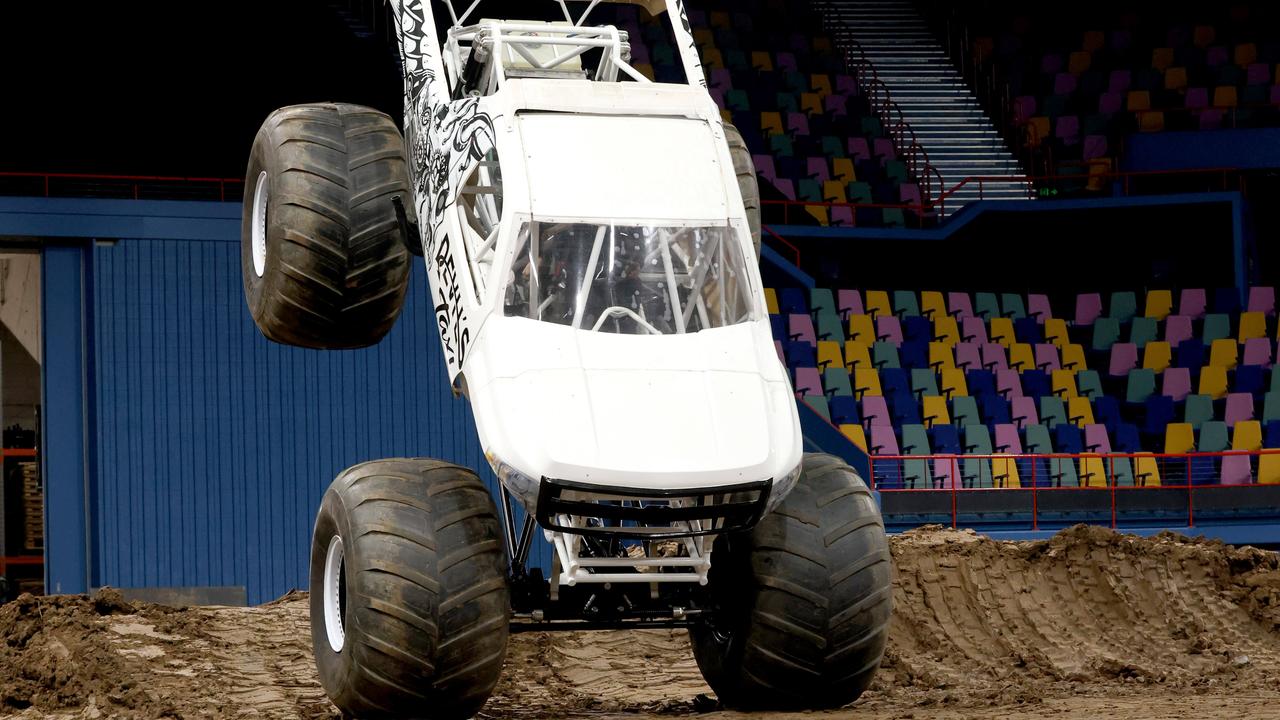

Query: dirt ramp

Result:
[883,525,1280,695]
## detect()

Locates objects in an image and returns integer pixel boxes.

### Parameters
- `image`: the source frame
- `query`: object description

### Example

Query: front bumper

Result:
[534,477,772,539]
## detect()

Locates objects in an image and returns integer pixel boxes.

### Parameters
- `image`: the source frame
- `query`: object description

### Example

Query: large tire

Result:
[242,103,412,349]
[309,459,510,719]
[723,123,761,259]
[690,453,893,710]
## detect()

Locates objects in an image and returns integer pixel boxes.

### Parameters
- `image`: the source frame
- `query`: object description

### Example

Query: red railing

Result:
[867,450,1280,531]
[0,556,41,575]
[0,172,244,202]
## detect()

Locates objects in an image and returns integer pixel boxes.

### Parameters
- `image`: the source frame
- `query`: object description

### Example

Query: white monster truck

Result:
[240,1,892,716]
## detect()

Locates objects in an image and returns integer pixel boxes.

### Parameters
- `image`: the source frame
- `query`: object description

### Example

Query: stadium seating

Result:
[772,285,1280,488]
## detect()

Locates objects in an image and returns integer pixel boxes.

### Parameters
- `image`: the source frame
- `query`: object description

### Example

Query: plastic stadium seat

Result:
[893,290,920,318]
[1034,343,1060,372]
[764,289,780,315]
[876,316,903,345]
[955,342,983,372]
[1213,287,1243,316]
[1236,365,1267,397]
[1235,420,1263,450]
[1243,338,1274,368]
[1178,288,1207,319]
[1109,343,1139,377]
[779,288,808,315]
[815,309,844,343]
[1028,293,1053,322]
[842,341,871,371]
[853,368,882,398]
[1010,396,1039,428]
[921,395,950,428]
[1207,339,1238,370]
[848,314,875,345]
[865,290,891,318]
[840,424,868,452]
[1214,86,1239,108]
[1165,66,1188,90]
[760,111,785,137]
[983,343,1010,372]
[785,341,816,367]
[1014,317,1044,345]
[1127,90,1152,111]
[1009,343,1035,372]
[952,396,981,428]
[1165,315,1193,347]
[927,342,955,373]
[803,395,831,422]
[1138,111,1165,132]
[900,425,933,489]
[899,341,929,370]
[1249,286,1276,316]
[1021,370,1053,399]
[1130,317,1159,349]
[1075,293,1103,326]
[1239,311,1267,341]
[1126,368,1157,404]
[934,316,961,346]
[1077,370,1104,400]
[788,314,817,345]
[1040,396,1068,429]
[822,367,854,398]
[1265,392,1280,423]
[1000,293,1027,320]
[1145,289,1174,319]
[1052,369,1078,399]
[872,342,900,370]
[940,368,968,398]
[961,317,989,344]
[817,341,843,372]
[973,292,1000,321]
[1109,291,1138,323]
[904,317,933,345]
[1163,367,1193,402]
[998,369,1024,400]
[967,368,997,398]
[1225,393,1256,427]
[919,290,946,320]
[1092,318,1121,353]
[869,424,898,458]
[1165,423,1196,455]
[962,426,995,488]
[910,368,940,398]
[1045,318,1070,347]
[889,391,922,426]
[837,289,863,319]
[830,396,860,426]
[794,367,823,397]
[881,368,911,398]
[1068,397,1095,428]
[1175,339,1207,369]
[861,396,890,428]
[990,317,1016,347]
[1185,394,1216,429]
[1203,314,1231,343]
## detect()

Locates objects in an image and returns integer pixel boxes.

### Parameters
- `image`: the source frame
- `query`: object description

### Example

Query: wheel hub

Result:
[251,170,269,278]
[323,535,347,653]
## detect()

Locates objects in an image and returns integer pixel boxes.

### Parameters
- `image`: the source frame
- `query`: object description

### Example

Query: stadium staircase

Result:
[813,0,1032,213]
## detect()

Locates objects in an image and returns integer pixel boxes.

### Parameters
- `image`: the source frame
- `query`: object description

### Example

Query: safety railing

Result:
[867,450,1280,531]
[0,172,245,202]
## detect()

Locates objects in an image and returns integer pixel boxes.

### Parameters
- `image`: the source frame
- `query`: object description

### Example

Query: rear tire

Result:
[724,123,761,259]
[242,103,412,349]
[310,459,509,719]
[690,453,893,710]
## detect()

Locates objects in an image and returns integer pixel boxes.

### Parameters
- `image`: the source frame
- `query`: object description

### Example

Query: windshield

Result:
[503,221,756,334]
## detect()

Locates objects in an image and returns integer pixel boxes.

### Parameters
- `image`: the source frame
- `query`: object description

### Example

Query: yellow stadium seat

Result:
[1214,86,1239,108]
[922,396,950,428]
[1068,50,1092,74]
[1082,30,1106,53]
[1080,456,1109,487]
[990,317,1016,347]
[800,92,823,116]
[708,10,731,28]
[934,316,960,346]
[921,291,947,320]
[765,288,779,314]
[1127,90,1151,110]
[760,111,784,137]
[1139,111,1165,132]
[853,368,882,397]
[1151,47,1174,71]
[1009,343,1035,372]
[701,49,723,69]
[1045,318,1070,347]
[804,205,829,226]
[993,457,1022,488]
[1235,43,1258,67]
[844,341,872,370]
[751,51,773,71]
[1143,341,1172,373]
[1165,423,1196,454]
[693,28,715,47]
[1261,455,1280,484]
[1068,397,1094,427]
[1234,420,1263,451]
[940,368,968,398]
[1239,311,1267,341]
[929,342,956,371]
[1145,289,1173,320]
[1134,454,1161,486]
[1199,365,1229,399]
[1026,116,1051,146]
[823,180,848,204]
[1061,344,1087,372]
[817,341,844,372]
[848,314,875,345]
[1192,24,1215,48]
[1208,338,1239,369]
[832,157,856,183]
[1052,369,1078,399]
[810,73,833,97]
[812,37,832,54]
[1164,66,1188,90]
[864,291,891,318]
[840,423,868,452]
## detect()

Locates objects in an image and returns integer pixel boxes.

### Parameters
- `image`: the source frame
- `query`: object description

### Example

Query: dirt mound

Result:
[2,526,1279,719]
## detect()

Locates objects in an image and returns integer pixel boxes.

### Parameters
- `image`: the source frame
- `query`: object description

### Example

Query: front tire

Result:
[690,453,893,710]
[242,103,412,349]
[309,459,509,719]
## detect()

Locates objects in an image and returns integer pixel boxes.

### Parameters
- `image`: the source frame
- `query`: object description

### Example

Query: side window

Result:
[456,149,503,303]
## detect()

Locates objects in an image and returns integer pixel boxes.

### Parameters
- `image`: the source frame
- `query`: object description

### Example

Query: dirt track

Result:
[4,525,1280,719]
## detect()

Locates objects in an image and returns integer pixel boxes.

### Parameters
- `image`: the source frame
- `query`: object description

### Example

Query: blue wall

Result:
[1124,128,1280,171]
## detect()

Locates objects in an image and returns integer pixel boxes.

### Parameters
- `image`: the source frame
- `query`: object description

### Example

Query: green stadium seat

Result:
[1077,370,1104,400]
[1183,394,1215,430]
[872,341,900,369]
[1202,313,1231,343]
[1040,396,1068,428]
[1126,368,1157,404]
[1000,293,1027,320]
[822,367,853,398]
[892,290,920,318]
[911,368,940,398]
[1109,291,1138,323]
[974,292,1001,321]
[952,396,981,427]
[1129,317,1158,349]
[962,425,995,488]
[802,394,830,421]
[900,424,933,489]
[1092,318,1121,353]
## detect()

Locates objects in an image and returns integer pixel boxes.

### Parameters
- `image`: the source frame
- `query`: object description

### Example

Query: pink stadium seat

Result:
[1108,343,1138,377]
[1075,293,1103,325]
[805,156,828,182]
[823,94,848,118]
[869,425,899,457]
[873,138,896,164]
[836,74,858,96]
[1185,87,1210,109]
[861,396,891,428]
[1028,293,1053,322]
[1035,343,1061,372]
[949,292,975,322]
[709,68,733,90]
[774,178,796,200]
[1248,63,1272,85]
[1243,337,1274,368]
[876,315,903,345]
[955,342,982,371]
[1162,366,1192,402]
[1249,286,1276,316]
[1225,393,1256,427]
[1108,69,1132,93]
[774,340,785,363]
[1205,46,1228,66]
[1083,135,1108,160]
[837,289,863,319]
[1055,115,1080,145]
[753,155,777,185]
[1099,91,1123,114]
[794,367,822,396]
[1010,396,1039,427]
[775,52,799,72]
[1221,455,1253,485]
[982,343,1010,372]
[997,369,1024,399]
[788,113,811,136]
[830,206,854,227]
[933,456,960,489]
[994,424,1024,454]
[961,316,988,344]
[1165,315,1193,347]
[1054,72,1078,95]
[848,137,872,163]
[788,314,817,344]
[1178,288,1207,319]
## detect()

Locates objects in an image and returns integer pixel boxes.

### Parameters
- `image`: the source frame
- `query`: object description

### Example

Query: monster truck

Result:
[239,1,892,716]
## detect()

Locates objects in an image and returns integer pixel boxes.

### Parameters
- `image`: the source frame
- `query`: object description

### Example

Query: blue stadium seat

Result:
[1175,338,1206,369]
[903,316,933,344]
[889,390,922,426]
[1141,395,1176,437]
[784,341,817,368]
[1021,370,1053,399]
[1114,423,1143,453]
[770,314,786,340]
[899,341,929,370]
[1094,396,1123,432]
[928,424,962,454]
[881,368,911,398]
[979,394,1012,425]
[779,288,808,315]
[1212,287,1242,316]
[1014,317,1045,345]
[829,396,860,426]
[1053,424,1085,454]
[1236,364,1266,398]
[966,369,998,400]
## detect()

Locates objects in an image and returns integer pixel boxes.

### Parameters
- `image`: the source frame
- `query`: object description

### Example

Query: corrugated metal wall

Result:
[91,237,547,604]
